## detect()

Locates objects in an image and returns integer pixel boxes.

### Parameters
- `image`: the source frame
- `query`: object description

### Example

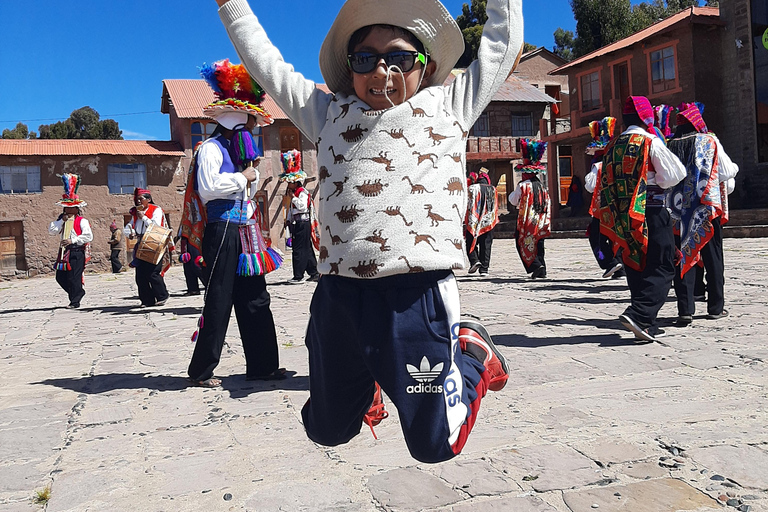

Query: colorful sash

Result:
[516,181,551,266]
[179,153,207,253]
[466,183,499,252]
[668,133,723,276]
[595,133,652,272]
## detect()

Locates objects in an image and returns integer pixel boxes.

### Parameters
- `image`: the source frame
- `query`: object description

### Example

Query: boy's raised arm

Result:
[217,0,332,141]
[448,0,523,129]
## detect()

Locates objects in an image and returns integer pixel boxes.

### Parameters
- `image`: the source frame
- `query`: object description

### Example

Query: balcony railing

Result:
[466,136,522,161]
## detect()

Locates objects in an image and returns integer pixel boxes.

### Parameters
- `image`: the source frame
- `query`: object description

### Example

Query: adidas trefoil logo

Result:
[406,356,444,394]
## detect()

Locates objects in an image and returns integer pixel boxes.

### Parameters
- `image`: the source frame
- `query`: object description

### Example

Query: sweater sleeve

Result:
[447,0,523,129]
[218,0,333,142]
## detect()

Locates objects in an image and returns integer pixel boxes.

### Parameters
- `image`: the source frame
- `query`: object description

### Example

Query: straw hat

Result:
[319,0,465,94]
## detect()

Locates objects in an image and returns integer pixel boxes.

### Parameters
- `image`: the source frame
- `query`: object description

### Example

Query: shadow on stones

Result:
[455,276,530,285]
[0,306,69,314]
[77,306,202,316]
[493,332,640,348]
[532,318,619,330]
[530,283,628,294]
[222,372,309,398]
[33,373,191,393]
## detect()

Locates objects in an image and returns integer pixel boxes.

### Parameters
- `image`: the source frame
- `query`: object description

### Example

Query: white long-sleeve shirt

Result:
[710,134,739,195]
[49,217,93,246]
[623,126,686,189]
[123,205,166,237]
[218,0,523,278]
[289,188,311,217]
[195,137,260,220]
[585,163,600,194]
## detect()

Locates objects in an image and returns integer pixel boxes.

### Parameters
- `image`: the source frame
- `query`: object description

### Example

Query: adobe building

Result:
[0,140,185,278]
[545,7,726,217]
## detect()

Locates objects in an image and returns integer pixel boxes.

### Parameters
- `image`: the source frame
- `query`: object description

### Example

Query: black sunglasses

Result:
[347,51,428,74]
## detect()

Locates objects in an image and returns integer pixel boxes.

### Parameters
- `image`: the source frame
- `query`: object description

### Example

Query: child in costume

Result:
[280,150,320,283]
[48,174,93,309]
[509,139,551,279]
[214,0,522,462]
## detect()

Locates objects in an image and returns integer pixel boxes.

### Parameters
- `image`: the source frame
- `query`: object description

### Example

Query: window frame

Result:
[510,113,535,137]
[577,67,603,113]
[608,56,633,101]
[107,163,147,195]
[645,41,682,99]
[0,165,42,194]
[191,121,218,148]
[471,112,490,137]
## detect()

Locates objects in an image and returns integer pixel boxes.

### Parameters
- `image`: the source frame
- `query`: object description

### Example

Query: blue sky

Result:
[0,0,575,141]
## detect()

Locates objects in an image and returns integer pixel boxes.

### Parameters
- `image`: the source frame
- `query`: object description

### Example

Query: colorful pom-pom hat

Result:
[278,150,307,183]
[515,139,548,173]
[318,0,465,94]
[56,173,87,207]
[586,117,617,155]
[200,59,274,129]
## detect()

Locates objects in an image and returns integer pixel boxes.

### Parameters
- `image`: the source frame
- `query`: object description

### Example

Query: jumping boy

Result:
[214,0,522,462]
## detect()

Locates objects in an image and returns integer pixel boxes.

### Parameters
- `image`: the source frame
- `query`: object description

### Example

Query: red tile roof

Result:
[0,140,185,157]
[444,71,557,103]
[162,79,332,121]
[550,6,721,75]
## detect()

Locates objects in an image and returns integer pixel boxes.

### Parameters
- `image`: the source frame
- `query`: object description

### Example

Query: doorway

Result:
[0,221,27,271]
[614,62,630,102]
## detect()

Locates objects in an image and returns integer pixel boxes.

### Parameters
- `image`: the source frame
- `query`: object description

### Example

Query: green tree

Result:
[1,122,36,139]
[38,107,123,140]
[553,28,575,61]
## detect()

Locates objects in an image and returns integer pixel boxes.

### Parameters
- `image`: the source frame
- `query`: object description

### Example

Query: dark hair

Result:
[348,25,426,56]
[139,193,155,205]
[622,112,644,130]
[673,122,697,139]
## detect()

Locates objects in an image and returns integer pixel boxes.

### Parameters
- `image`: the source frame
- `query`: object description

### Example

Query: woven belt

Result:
[646,186,667,208]
[206,199,249,224]
[292,213,310,222]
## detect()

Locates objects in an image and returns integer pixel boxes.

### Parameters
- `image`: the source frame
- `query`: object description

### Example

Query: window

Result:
[472,113,490,137]
[253,126,264,156]
[107,163,147,194]
[0,166,41,194]
[511,113,534,137]
[650,46,677,94]
[580,71,600,111]
[191,121,218,147]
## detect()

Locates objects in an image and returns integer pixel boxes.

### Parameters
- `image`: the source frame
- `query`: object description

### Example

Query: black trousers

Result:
[291,219,318,280]
[183,243,207,293]
[516,234,546,274]
[622,207,676,329]
[588,217,622,271]
[466,230,494,272]
[674,218,725,316]
[110,249,122,273]
[135,258,169,306]
[188,221,279,381]
[56,248,85,306]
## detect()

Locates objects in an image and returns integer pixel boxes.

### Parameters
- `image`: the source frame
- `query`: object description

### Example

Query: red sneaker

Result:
[459,320,509,392]
[362,382,388,439]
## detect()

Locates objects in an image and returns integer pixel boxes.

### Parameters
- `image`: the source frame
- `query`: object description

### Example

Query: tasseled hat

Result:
[200,59,274,129]
[586,117,617,155]
[623,96,655,133]
[676,102,708,134]
[515,139,548,173]
[56,173,87,207]
[278,150,307,182]
[655,104,675,138]
[133,187,151,203]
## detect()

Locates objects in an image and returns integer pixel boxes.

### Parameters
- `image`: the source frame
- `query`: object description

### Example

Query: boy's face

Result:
[349,26,436,110]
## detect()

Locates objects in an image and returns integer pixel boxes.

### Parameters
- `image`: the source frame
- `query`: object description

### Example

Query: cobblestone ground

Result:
[0,238,766,512]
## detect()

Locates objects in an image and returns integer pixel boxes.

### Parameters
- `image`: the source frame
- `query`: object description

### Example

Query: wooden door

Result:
[280,127,301,152]
[558,155,573,205]
[0,221,26,270]
[614,62,630,102]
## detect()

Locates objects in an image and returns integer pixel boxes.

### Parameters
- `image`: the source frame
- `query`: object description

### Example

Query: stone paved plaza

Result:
[1,238,767,512]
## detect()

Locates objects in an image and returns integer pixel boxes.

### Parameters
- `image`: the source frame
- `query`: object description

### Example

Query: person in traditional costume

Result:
[48,174,93,309]
[584,117,625,279]
[465,168,499,275]
[124,188,171,307]
[596,96,686,342]
[108,220,123,274]
[280,149,320,283]
[186,59,284,388]
[668,102,739,325]
[509,139,551,279]
[177,142,208,296]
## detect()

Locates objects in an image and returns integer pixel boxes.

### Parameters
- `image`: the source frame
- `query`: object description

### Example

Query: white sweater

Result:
[219,0,523,278]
